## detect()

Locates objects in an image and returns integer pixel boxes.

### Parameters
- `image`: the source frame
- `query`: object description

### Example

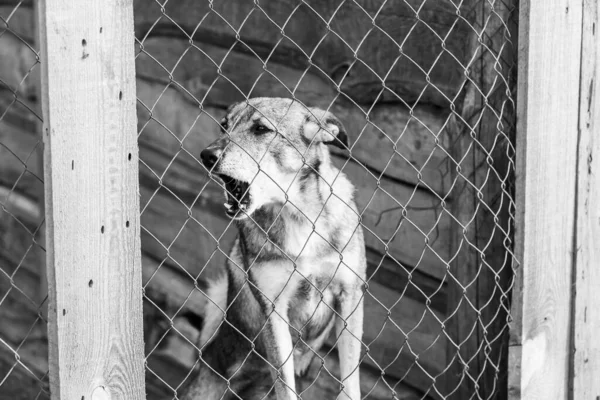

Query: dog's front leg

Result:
[252,263,299,400]
[262,303,297,400]
[335,283,364,400]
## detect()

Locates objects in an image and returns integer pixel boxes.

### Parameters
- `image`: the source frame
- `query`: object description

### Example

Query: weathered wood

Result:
[573,1,600,397]
[37,1,146,399]
[137,78,452,281]
[133,0,469,108]
[508,2,527,397]
[136,37,452,194]
[516,1,582,399]
[507,343,521,400]
[444,1,517,399]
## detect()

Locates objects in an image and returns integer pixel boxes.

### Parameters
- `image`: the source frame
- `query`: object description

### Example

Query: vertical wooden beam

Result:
[32,0,48,322]
[37,1,146,399]
[573,0,600,397]
[507,3,529,398]
[445,1,517,398]
[515,0,582,399]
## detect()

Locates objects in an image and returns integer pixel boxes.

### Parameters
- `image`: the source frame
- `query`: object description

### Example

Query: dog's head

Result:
[200,98,348,219]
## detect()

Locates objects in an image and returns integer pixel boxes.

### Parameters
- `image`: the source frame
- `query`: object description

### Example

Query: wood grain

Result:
[133,0,469,108]
[37,1,146,399]
[516,1,582,399]
[135,39,452,194]
[573,0,600,397]
[508,2,530,398]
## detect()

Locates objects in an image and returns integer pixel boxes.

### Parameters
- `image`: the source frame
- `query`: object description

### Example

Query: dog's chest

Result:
[281,216,333,260]
[289,276,336,335]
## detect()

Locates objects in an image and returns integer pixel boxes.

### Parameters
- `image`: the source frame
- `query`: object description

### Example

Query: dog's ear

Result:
[304,108,349,150]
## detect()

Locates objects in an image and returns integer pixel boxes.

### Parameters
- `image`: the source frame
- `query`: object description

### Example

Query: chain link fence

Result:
[134,0,518,399]
[0,1,49,399]
[0,0,518,399]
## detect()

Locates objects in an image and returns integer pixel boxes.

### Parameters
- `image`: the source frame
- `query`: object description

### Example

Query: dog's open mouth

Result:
[218,174,250,217]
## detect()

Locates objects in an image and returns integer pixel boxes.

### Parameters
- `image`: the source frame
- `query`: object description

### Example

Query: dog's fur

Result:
[181,98,366,400]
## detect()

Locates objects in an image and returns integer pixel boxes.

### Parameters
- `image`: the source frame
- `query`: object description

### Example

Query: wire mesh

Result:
[0,1,49,399]
[133,0,518,399]
[0,0,519,399]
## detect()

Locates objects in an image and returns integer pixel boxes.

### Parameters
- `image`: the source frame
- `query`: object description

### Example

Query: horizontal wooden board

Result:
[133,0,469,107]
[137,78,452,281]
[135,38,453,194]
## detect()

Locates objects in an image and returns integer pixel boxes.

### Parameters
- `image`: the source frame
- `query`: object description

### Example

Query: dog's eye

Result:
[253,124,270,135]
[220,119,228,132]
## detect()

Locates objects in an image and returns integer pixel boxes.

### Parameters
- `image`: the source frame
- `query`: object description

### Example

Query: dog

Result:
[181,98,366,400]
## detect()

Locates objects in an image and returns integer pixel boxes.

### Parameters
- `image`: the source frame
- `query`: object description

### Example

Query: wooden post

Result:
[573,0,600,397]
[512,0,583,399]
[445,1,517,398]
[37,1,146,399]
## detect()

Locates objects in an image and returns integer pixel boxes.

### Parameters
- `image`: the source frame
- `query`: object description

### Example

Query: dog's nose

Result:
[200,147,222,169]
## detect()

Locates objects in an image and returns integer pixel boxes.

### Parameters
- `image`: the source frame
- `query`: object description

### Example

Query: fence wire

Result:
[0,1,48,399]
[134,0,518,400]
[0,0,518,399]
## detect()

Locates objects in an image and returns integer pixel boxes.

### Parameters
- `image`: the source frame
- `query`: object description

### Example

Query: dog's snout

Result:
[200,147,222,169]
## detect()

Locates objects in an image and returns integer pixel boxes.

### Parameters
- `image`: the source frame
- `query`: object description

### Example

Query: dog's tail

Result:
[197,272,229,348]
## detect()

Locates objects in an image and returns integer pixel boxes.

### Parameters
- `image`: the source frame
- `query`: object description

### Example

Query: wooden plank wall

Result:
[37,1,146,399]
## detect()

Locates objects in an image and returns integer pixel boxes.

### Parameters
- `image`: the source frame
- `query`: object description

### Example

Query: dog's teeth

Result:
[224,203,232,210]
